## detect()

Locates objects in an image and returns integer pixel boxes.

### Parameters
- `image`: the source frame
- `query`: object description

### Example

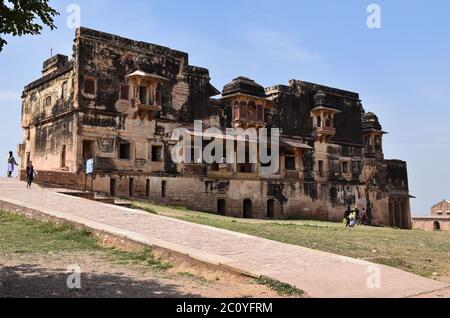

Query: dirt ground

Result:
[0,250,285,298]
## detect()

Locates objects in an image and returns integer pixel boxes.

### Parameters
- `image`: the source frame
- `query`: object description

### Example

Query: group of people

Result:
[343,205,370,228]
[7,151,35,188]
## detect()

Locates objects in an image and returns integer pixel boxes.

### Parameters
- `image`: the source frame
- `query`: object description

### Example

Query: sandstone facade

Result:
[19,28,412,228]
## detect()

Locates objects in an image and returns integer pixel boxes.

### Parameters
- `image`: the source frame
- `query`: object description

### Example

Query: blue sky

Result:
[0,0,449,215]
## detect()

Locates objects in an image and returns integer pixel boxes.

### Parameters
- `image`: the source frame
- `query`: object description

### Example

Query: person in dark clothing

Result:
[366,202,373,226]
[26,161,35,188]
[344,205,351,227]
[360,208,367,225]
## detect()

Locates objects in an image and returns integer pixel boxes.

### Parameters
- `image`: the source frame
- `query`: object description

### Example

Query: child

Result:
[349,211,357,228]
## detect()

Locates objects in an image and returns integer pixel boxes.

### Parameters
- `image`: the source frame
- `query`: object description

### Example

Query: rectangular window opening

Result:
[151,145,163,162]
[119,143,131,160]
[84,78,96,95]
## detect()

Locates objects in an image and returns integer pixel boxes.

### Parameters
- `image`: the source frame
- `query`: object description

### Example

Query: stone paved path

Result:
[0,178,447,298]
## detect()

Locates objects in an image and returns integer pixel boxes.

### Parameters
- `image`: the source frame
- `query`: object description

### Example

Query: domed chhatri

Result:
[362,111,383,132]
[222,76,266,98]
[221,76,274,129]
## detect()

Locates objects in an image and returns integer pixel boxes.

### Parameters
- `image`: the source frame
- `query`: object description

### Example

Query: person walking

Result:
[366,202,373,226]
[7,151,18,177]
[360,208,367,225]
[344,205,351,227]
[26,161,35,188]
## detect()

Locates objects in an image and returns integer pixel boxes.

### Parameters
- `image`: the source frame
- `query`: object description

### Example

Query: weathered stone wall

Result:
[88,173,393,224]
[412,218,450,231]
[74,27,216,120]
[18,27,413,228]
[71,27,218,178]
[20,64,77,175]
[431,201,450,217]
[267,80,363,145]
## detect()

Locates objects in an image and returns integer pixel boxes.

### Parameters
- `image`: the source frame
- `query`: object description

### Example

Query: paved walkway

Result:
[0,178,447,298]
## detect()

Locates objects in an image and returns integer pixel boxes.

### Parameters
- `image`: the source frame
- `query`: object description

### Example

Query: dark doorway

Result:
[129,178,134,197]
[161,181,167,198]
[61,145,66,168]
[243,199,252,219]
[434,221,441,231]
[145,179,150,198]
[110,178,116,196]
[389,201,395,227]
[82,140,94,161]
[267,199,275,218]
[217,199,227,215]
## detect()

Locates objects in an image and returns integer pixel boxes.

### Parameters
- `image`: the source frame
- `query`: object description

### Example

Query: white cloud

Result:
[242,27,320,62]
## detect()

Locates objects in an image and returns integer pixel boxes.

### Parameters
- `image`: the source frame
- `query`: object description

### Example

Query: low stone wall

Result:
[20,169,79,188]
[412,217,450,231]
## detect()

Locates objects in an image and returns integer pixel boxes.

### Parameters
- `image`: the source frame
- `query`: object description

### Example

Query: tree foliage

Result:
[0,0,59,51]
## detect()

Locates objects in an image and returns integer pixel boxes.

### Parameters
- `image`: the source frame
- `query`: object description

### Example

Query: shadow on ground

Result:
[0,264,201,298]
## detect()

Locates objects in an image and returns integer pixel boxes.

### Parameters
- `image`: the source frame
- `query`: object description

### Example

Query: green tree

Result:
[0,0,59,52]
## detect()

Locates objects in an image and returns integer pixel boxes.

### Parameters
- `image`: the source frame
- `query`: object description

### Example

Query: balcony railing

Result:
[131,98,161,111]
[315,126,336,134]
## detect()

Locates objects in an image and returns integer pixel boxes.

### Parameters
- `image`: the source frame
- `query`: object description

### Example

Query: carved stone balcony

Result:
[131,98,162,119]
[315,125,336,135]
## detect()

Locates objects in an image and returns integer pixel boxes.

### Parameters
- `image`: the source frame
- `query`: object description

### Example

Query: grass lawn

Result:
[132,201,450,279]
[0,210,303,297]
[0,211,171,270]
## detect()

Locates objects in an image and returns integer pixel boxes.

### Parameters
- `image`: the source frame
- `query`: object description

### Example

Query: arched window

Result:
[62,82,68,99]
[257,104,264,122]
[240,102,247,120]
[233,101,240,120]
[248,101,257,121]
[324,114,331,127]
[45,96,52,107]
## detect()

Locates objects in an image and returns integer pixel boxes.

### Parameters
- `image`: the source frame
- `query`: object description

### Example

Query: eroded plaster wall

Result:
[19,27,413,228]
